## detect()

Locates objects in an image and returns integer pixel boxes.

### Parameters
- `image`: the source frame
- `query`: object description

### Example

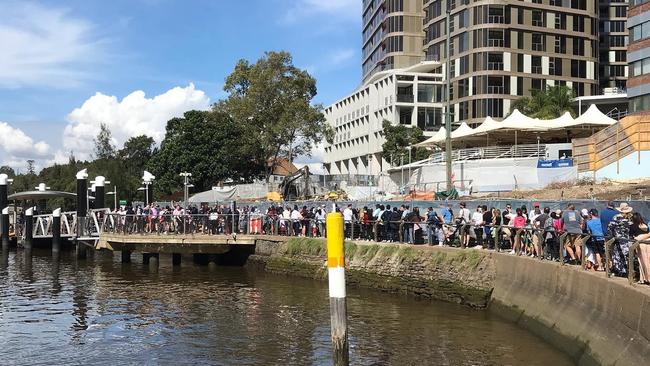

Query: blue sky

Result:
[0,0,361,171]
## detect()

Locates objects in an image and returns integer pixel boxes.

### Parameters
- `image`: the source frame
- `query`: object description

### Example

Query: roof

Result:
[417,106,617,147]
[268,158,298,176]
[8,191,77,201]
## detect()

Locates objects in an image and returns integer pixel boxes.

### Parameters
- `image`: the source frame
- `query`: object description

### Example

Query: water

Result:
[0,249,573,366]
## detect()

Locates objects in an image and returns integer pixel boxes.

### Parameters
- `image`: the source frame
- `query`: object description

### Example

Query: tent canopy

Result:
[416,106,617,148]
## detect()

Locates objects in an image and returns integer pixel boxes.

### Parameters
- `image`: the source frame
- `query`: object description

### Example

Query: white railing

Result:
[421,144,547,165]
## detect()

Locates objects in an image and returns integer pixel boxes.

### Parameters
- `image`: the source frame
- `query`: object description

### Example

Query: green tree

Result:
[0,166,15,176]
[380,120,430,165]
[94,122,116,159]
[221,51,333,181]
[510,85,576,119]
[118,135,156,161]
[147,109,262,195]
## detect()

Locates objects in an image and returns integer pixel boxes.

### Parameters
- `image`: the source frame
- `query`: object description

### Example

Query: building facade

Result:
[423,0,601,126]
[599,0,629,92]
[362,0,425,81]
[324,63,444,176]
[628,0,650,112]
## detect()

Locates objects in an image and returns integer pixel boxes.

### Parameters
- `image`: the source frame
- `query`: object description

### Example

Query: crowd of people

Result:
[104,200,650,282]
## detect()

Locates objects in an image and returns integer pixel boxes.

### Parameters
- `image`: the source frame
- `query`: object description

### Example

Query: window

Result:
[573,38,584,56]
[487,53,504,70]
[571,60,586,78]
[518,8,524,25]
[532,56,542,74]
[459,33,469,52]
[532,10,544,27]
[555,35,566,54]
[532,33,544,51]
[555,13,566,30]
[459,10,469,29]
[573,15,584,32]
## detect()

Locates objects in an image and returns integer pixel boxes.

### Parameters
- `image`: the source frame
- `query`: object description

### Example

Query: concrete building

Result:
[362,0,425,81]
[323,62,444,177]
[628,0,650,112]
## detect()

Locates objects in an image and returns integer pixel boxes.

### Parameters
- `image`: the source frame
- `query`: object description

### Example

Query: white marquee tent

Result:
[416,104,617,147]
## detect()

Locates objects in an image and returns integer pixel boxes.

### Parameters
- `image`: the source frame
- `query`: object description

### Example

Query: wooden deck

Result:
[96,233,268,254]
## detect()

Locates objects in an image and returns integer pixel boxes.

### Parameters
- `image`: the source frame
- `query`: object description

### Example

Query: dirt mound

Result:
[483,179,650,201]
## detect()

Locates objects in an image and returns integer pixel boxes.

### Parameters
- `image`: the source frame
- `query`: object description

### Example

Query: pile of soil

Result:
[481,179,650,201]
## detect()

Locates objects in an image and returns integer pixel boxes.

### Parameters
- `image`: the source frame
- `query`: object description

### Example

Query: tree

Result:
[147,109,262,195]
[0,166,15,176]
[26,160,36,175]
[221,51,333,181]
[510,85,576,119]
[380,120,430,165]
[119,135,156,161]
[94,122,116,159]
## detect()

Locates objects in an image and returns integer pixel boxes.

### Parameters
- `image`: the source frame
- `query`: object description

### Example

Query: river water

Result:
[0,249,573,365]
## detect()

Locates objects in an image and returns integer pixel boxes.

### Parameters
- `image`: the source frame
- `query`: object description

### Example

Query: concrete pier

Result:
[121,250,131,263]
[172,253,182,266]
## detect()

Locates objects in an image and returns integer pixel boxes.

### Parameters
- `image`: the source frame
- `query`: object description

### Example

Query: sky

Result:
[0,0,362,173]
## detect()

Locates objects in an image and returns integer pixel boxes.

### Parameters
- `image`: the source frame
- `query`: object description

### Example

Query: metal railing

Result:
[396,94,414,103]
[421,144,547,165]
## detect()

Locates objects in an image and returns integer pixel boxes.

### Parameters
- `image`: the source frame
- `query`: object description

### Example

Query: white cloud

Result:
[284,0,359,23]
[61,83,211,161]
[294,143,326,174]
[0,121,51,160]
[0,1,109,88]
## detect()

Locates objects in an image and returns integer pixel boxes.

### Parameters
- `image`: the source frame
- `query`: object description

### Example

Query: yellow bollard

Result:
[326,212,348,366]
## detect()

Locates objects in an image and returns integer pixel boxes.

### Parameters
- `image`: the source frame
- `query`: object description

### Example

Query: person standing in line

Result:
[482,205,493,249]
[586,209,605,271]
[561,203,584,265]
[601,201,618,234]
[343,204,354,239]
[511,208,527,255]
[442,204,453,224]
[471,206,484,248]
[457,202,471,247]
[290,205,303,237]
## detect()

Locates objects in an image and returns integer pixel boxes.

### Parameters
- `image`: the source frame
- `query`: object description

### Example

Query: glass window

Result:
[643,23,650,40]
[634,60,642,76]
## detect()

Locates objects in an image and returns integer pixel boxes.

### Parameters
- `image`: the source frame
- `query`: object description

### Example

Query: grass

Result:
[286,238,326,257]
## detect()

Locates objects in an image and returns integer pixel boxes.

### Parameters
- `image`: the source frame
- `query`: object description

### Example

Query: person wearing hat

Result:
[608,202,634,276]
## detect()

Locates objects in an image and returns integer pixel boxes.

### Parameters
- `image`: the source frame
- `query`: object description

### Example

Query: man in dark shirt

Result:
[600,201,618,236]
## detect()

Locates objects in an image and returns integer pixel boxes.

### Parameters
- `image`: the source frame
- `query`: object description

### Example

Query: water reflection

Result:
[0,250,573,365]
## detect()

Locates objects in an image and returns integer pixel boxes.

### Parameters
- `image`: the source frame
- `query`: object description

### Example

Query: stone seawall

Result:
[250,238,495,308]
[247,237,650,365]
[491,254,650,366]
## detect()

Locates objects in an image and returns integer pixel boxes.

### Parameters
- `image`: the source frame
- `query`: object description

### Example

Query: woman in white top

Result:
[471,207,485,248]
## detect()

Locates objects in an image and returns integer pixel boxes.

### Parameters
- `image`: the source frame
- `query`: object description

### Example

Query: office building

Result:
[324,63,444,176]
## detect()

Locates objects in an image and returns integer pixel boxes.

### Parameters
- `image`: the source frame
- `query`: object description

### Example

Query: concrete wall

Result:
[249,237,650,365]
[491,254,650,366]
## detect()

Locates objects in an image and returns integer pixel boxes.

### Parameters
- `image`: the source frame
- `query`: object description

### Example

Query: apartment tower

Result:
[362,0,425,80]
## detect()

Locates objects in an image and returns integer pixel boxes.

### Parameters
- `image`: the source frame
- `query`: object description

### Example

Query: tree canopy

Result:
[146,109,262,195]
[221,51,333,180]
[510,85,576,119]
[3,50,335,204]
[380,120,430,165]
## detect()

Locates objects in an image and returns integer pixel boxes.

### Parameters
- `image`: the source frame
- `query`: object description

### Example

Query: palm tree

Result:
[510,85,576,119]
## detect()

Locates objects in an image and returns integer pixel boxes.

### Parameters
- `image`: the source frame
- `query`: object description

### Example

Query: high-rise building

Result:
[628,0,650,112]
[599,0,629,92]
[362,0,425,81]
[423,0,601,126]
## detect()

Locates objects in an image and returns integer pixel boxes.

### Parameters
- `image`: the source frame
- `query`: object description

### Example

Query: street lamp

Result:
[179,172,192,207]
[142,171,155,206]
[444,0,453,193]
[106,185,118,210]
[406,146,412,192]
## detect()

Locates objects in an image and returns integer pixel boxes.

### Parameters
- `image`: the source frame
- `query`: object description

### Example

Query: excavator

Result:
[278,166,312,201]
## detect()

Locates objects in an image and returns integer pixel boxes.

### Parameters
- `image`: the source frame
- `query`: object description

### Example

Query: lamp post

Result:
[106,186,118,211]
[142,171,155,206]
[407,146,412,192]
[444,0,453,193]
[180,172,192,207]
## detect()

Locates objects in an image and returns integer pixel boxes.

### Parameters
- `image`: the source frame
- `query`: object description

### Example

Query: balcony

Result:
[487,39,504,47]
[397,94,414,103]
[487,85,505,94]
[487,15,504,24]
[487,62,504,70]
